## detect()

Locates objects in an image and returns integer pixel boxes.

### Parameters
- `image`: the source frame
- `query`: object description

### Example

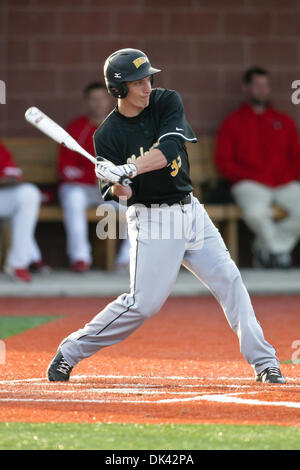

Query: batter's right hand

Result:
[95,158,133,187]
[95,157,116,181]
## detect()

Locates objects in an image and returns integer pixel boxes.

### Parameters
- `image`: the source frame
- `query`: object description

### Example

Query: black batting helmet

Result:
[104,48,161,99]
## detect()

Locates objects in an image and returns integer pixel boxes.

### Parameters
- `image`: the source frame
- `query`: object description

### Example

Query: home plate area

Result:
[1,297,300,425]
[0,374,300,409]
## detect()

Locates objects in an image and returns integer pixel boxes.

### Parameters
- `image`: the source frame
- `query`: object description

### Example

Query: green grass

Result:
[0,422,299,450]
[0,316,59,339]
[281,360,300,364]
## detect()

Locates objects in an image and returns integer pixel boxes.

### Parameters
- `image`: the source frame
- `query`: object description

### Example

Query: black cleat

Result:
[47,350,73,382]
[255,367,286,384]
[271,253,292,270]
[253,248,273,269]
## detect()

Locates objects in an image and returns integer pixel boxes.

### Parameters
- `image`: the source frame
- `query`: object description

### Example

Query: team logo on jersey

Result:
[133,57,148,69]
[126,141,159,164]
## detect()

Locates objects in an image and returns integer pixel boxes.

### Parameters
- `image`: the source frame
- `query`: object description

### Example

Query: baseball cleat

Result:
[71,260,89,273]
[47,349,73,382]
[255,367,286,384]
[4,265,32,282]
[271,253,292,269]
[29,261,51,274]
[252,248,273,269]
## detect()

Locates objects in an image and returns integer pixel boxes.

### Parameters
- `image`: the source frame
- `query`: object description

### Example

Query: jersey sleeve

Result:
[156,91,197,165]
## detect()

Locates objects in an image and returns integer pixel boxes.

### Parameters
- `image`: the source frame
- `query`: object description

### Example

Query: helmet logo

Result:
[114,72,122,78]
[133,56,148,69]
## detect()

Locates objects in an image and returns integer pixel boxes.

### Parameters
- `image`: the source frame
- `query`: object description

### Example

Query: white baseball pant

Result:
[232,180,300,254]
[60,195,279,375]
[0,183,42,268]
[58,183,130,266]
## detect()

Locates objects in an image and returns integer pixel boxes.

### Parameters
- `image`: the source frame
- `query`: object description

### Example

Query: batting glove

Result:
[95,159,115,180]
[95,161,137,185]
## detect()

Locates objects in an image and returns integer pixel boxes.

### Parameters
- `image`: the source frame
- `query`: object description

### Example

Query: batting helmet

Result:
[104,48,161,99]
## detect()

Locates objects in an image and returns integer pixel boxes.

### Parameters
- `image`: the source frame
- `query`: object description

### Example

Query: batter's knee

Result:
[116,291,165,321]
[132,298,162,320]
[242,205,271,224]
[211,259,242,300]
[17,183,41,207]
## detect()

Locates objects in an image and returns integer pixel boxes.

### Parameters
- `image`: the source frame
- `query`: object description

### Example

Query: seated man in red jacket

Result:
[215,67,300,268]
[0,141,47,282]
[58,82,130,272]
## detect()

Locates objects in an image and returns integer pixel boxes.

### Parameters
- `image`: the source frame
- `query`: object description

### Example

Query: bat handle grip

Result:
[119,175,132,187]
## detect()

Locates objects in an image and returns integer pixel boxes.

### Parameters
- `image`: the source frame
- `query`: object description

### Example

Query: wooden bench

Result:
[0,137,118,270]
[0,137,287,268]
[185,138,287,263]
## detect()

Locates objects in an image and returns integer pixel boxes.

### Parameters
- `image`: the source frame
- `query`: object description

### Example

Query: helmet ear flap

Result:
[118,83,129,99]
[107,82,128,99]
[107,75,153,99]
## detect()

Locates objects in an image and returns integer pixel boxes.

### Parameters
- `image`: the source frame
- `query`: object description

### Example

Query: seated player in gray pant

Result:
[47,48,286,385]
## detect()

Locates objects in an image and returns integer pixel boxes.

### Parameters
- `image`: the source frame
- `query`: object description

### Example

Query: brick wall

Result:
[1,0,300,137]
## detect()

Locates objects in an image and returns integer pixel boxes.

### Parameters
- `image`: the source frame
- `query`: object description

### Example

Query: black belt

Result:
[142,194,192,208]
[177,194,192,206]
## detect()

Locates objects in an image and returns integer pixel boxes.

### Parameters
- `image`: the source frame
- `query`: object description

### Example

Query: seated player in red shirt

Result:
[0,141,49,282]
[57,82,130,272]
[215,67,300,268]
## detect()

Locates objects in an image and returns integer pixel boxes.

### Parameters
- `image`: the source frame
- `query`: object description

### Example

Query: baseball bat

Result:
[24,106,131,187]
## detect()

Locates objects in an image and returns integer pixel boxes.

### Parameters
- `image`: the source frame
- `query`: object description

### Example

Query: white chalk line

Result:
[0,388,205,396]
[0,377,44,385]
[153,391,260,404]
[0,398,155,404]
[0,391,258,405]
[0,374,299,386]
[197,394,300,409]
[0,375,214,384]
[1,390,300,409]
[0,383,254,390]
[71,374,300,382]
[0,384,257,398]
[0,374,299,410]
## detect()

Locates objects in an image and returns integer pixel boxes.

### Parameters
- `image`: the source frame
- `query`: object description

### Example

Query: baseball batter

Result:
[47,48,286,384]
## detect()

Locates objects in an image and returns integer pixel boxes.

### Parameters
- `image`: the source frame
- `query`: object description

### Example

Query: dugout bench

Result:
[0,137,118,271]
[185,138,287,263]
[0,137,287,268]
